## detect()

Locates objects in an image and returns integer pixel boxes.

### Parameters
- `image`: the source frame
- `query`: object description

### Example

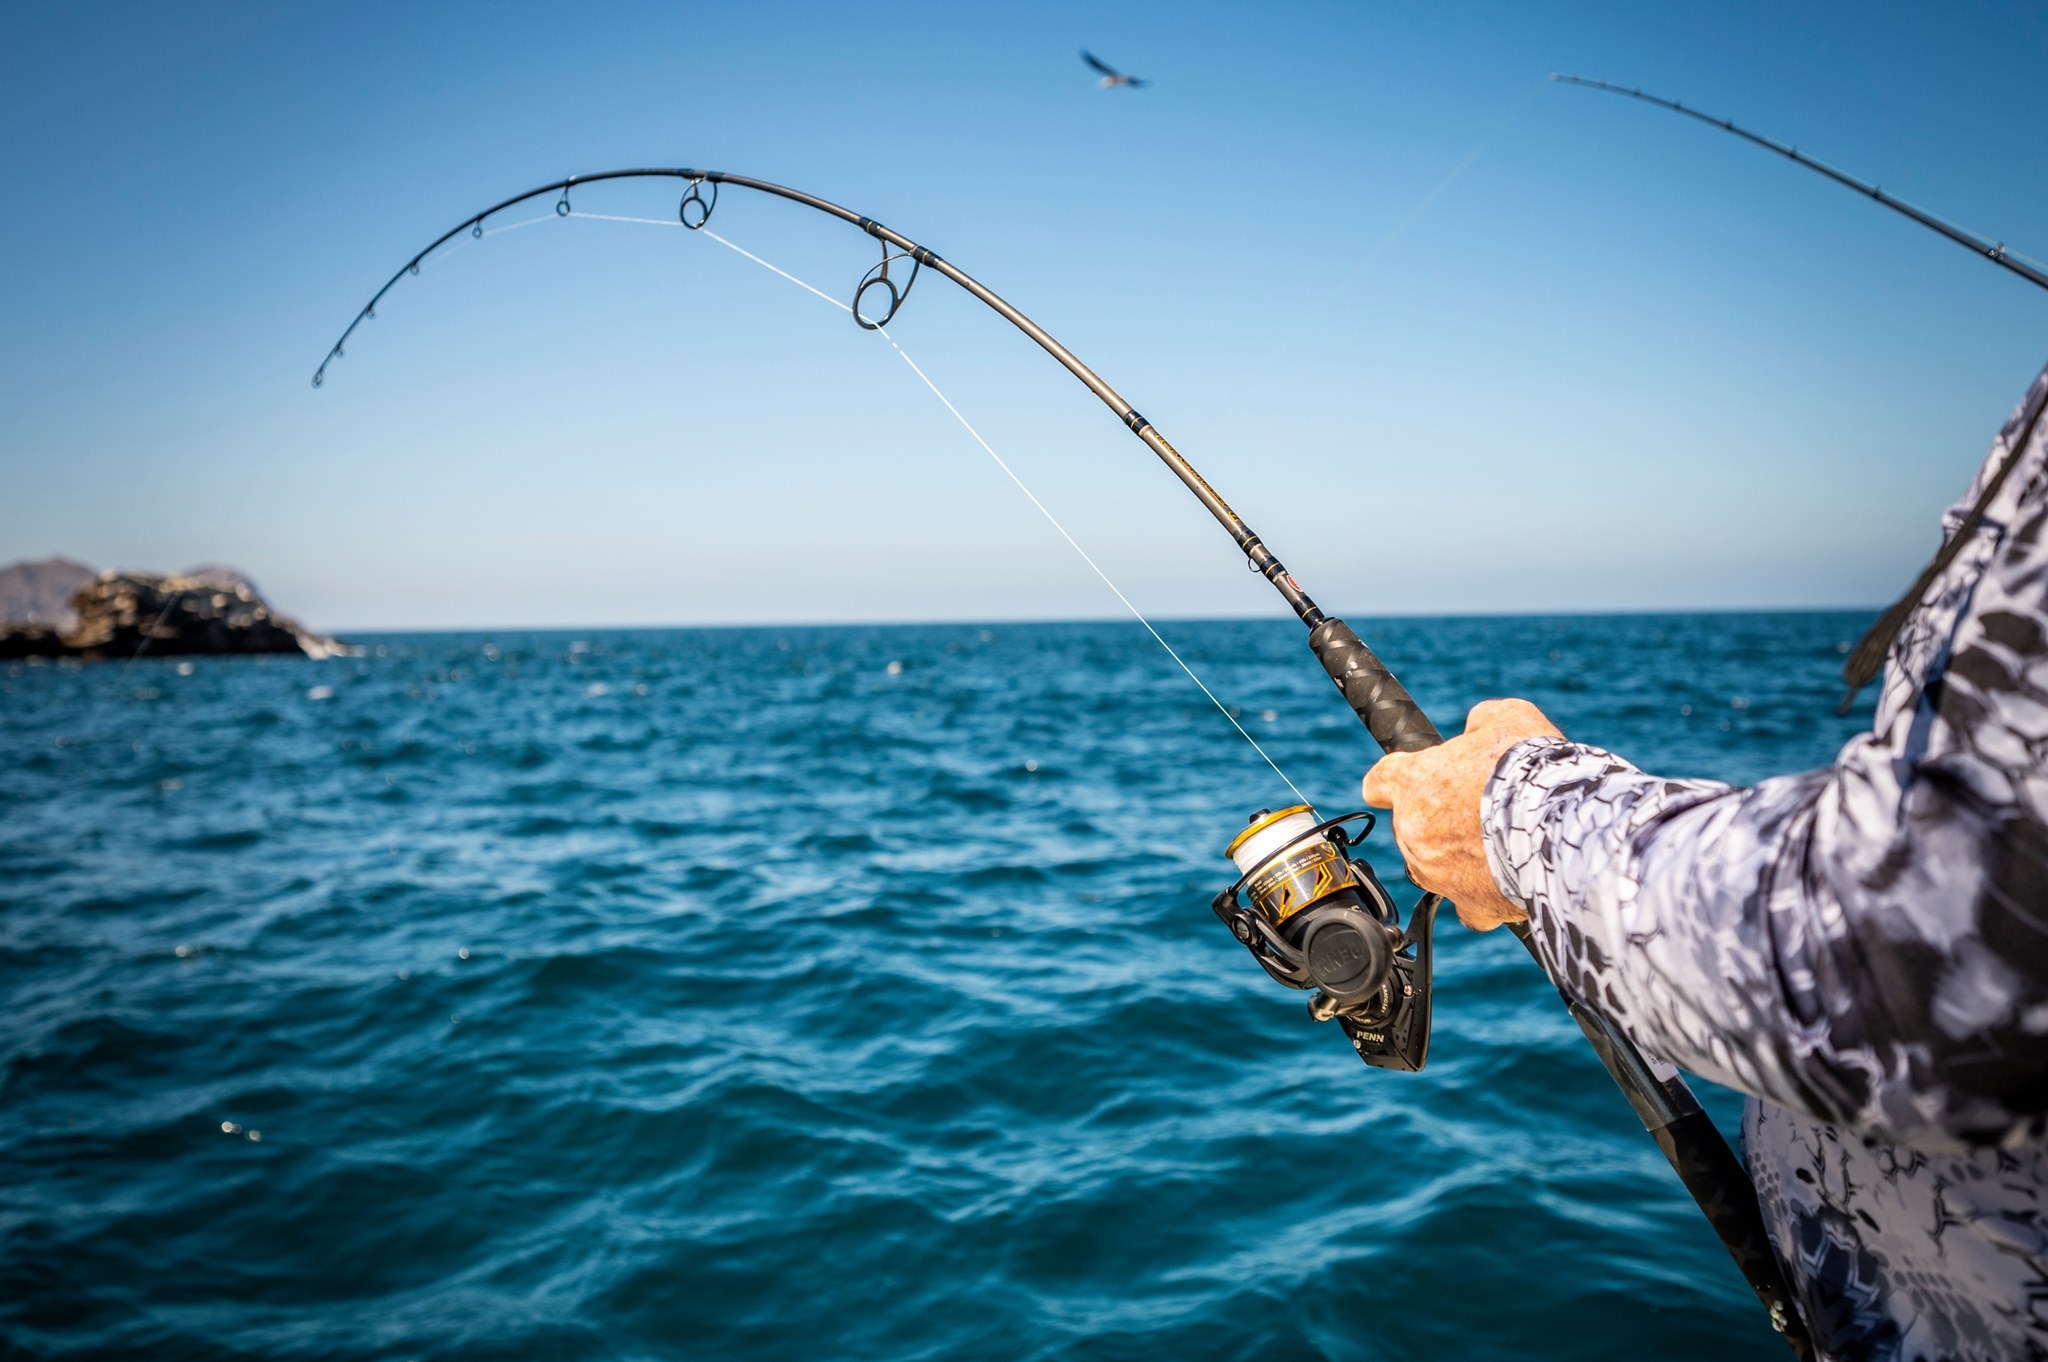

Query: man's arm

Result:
[1366,372,2048,1150]
[1485,715,2048,1149]
[1374,696,2048,1150]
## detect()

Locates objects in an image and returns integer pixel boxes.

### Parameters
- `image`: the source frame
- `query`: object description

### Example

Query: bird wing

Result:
[1080,50,1120,77]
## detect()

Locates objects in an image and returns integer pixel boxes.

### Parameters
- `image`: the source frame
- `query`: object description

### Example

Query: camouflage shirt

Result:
[1482,363,2048,1361]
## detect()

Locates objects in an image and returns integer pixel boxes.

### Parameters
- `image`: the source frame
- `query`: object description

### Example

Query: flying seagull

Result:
[1081,51,1146,89]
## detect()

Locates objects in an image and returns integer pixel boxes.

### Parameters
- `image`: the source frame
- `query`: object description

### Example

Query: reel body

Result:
[1213,806,1437,1071]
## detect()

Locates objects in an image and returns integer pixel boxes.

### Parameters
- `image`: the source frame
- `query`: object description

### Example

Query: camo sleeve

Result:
[1480,367,2048,1152]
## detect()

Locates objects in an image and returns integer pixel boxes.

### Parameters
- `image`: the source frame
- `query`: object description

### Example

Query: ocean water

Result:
[0,613,1873,1361]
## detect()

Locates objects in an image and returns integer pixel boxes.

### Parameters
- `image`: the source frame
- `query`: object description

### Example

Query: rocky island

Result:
[0,558,351,661]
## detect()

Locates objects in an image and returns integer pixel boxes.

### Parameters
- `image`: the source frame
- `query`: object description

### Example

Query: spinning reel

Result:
[1212,806,1440,1071]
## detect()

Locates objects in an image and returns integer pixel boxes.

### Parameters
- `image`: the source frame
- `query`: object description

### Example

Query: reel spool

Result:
[1212,805,1437,1071]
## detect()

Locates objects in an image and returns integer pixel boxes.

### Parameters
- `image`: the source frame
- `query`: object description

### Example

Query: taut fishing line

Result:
[876,296,1314,810]
[1197,82,1543,430]
[561,207,1311,806]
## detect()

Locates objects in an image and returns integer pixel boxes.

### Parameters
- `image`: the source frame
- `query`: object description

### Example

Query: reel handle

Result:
[1308,618,1443,754]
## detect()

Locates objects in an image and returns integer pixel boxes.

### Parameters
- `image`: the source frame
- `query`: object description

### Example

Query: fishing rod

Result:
[313,168,1812,1357]
[1553,73,2048,294]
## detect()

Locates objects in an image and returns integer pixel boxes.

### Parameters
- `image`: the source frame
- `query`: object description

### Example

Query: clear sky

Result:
[2,0,2043,630]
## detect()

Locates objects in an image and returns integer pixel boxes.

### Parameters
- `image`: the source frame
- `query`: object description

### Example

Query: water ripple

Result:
[0,615,1869,1359]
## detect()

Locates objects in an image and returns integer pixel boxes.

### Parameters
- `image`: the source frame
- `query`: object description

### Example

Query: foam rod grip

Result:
[1308,618,1443,754]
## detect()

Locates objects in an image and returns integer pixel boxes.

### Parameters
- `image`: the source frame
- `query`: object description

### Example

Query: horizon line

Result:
[323,603,1887,636]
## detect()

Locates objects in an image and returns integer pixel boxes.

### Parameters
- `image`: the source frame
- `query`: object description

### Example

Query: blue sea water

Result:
[1,613,1873,1361]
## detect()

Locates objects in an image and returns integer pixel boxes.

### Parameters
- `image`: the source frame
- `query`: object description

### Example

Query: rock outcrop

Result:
[0,569,351,661]
[0,624,67,662]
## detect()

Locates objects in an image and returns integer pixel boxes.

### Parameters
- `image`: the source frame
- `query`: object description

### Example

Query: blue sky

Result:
[2,0,2043,630]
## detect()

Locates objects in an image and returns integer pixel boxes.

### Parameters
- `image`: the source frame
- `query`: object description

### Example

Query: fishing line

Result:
[701,228,857,314]
[565,207,1310,804]
[1331,86,1546,298]
[1194,82,1541,429]
[481,212,559,237]
[396,211,560,280]
[877,334,1311,809]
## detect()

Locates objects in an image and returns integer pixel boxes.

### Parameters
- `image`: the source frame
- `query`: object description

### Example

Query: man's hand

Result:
[1360,699,1563,931]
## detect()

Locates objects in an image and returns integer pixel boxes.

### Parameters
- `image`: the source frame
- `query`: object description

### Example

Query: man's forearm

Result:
[1482,737,2041,1149]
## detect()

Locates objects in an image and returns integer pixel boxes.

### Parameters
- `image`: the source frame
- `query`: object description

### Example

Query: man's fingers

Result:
[1453,901,1508,932]
[1450,889,1530,932]
[1360,751,1412,807]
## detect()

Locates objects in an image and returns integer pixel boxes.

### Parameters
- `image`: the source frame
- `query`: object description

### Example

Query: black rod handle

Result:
[1516,925,1813,1358]
[1652,1112,1814,1357]
[1308,617,1443,754]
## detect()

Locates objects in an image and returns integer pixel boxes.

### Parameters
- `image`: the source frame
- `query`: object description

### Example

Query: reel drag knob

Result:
[1300,908,1392,1006]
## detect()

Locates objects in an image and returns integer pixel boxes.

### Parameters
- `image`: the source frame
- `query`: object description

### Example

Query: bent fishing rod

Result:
[314,169,1812,1358]
[1554,73,2048,294]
